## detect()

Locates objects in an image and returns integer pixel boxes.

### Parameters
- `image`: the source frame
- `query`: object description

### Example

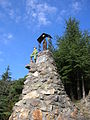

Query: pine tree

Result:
[0,66,11,120]
[1,65,11,81]
[54,17,90,100]
[0,66,26,120]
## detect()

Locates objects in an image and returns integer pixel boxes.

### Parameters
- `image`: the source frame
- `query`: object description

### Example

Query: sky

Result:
[0,0,90,79]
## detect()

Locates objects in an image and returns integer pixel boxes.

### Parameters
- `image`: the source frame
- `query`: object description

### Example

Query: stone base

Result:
[9,50,85,120]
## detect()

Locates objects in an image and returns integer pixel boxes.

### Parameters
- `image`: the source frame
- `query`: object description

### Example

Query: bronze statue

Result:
[37,33,52,51]
[43,39,47,50]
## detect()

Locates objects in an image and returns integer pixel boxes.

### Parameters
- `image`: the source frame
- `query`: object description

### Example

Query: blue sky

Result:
[0,0,90,79]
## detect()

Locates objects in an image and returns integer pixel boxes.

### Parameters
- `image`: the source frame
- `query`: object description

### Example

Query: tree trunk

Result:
[82,75,85,100]
[77,72,81,100]
[70,84,74,101]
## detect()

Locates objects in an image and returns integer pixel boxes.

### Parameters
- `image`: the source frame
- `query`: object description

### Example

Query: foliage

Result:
[0,66,26,120]
[54,17,90,100]
[1,66,11,82]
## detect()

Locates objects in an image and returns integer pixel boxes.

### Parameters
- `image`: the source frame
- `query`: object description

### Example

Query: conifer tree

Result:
[0,66,11,120]
[54,17,90,100]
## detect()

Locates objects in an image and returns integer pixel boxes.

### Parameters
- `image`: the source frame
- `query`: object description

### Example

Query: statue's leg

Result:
[30,54,34,62]
[34,55,37,63]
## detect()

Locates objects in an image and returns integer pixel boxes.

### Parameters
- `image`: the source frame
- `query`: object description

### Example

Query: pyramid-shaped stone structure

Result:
[9,50,85,120]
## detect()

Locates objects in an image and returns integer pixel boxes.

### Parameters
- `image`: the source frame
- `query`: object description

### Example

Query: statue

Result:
[30,47,38,62]
[43,39,47,50]
[37,33,52,51]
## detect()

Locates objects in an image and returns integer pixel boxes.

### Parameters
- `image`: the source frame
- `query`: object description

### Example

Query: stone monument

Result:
[9,49,85,120]
[9,33,86,120]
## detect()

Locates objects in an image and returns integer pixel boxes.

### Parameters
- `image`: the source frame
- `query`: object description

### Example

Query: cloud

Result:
[7,33,13,39]
[3,33,13,44]
[38,12,50,25]
[25,0,57,26]
[0,0,21,23]
[0,0,88,28]
[0,32,13,44]
[72,1,81,12]
[0,0,57,26]
[71,0,88,13]
[56,0,87,24]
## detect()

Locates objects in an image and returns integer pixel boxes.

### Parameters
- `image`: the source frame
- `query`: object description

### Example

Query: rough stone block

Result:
[40,88,55,95]
[33,71,39,77]
[32,109,42,120]
[19,108,30,119]
[23,91,39,99]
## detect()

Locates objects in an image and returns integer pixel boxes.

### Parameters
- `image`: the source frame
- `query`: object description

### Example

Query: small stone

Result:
[30,99,40,107]
[31,82,42,90]
[57,114,66,120]
[30,67,37,73]
[47,105,53,111]
[40,102,47,111]
[32,109,42,120]
[23,91,39,99]
[47,79,53,84]
[70,108,78,119]
[14,107,21,113]
[40,71,47,75]
[24,79,30,84]
[45,100,52,105]
[54,95,59,102]
[48,67,52,72]
[19,108,30,119]
[46,113,55,120]
[9,114,13,120]
[40,96,44,100]
[15,100,23,106]
[44,95,54,101]
[41,88,55,95]
[57,116,62,120]
[33,71,39,77]
[55,109,59,115]
[23,100,26,104]
[41,78,47,82]
[40,105,47,111]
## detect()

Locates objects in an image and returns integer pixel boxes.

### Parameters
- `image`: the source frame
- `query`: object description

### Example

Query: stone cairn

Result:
[9,50,85,120]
